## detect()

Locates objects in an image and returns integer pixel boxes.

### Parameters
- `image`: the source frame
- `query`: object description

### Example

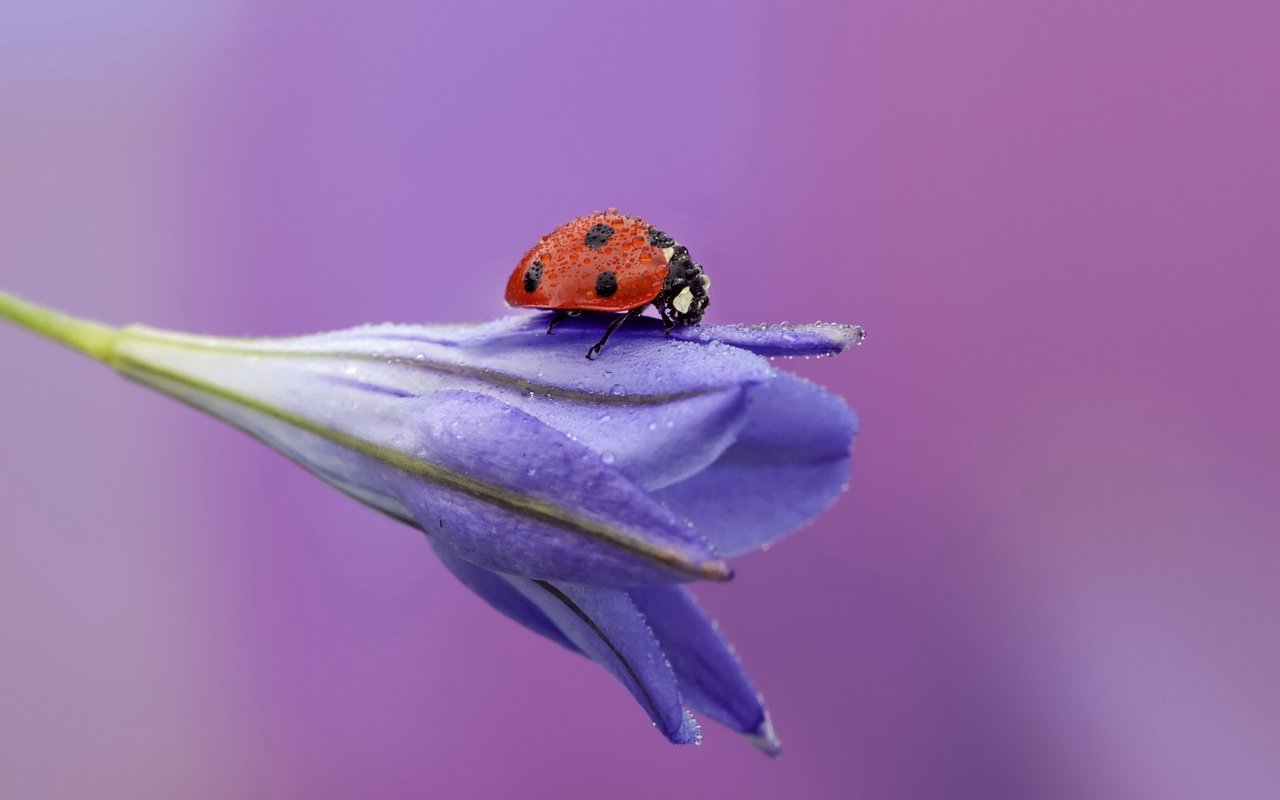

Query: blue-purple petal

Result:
[628,585,782,755]
[388,391,730,585]
[654,372,857,557]
[137,318,773,490]
[428,541,579,653]
[111,330,734,584]
[668,319,866,357]
[510,580,701,744]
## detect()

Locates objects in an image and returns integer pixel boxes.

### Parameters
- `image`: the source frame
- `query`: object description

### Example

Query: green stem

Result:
[0,291,121,363]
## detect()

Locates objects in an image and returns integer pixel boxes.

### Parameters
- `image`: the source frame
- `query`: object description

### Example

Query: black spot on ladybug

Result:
[523,260,543,293]
[584,224,616,249]
[595,270,618,297]
[647,227,675,249]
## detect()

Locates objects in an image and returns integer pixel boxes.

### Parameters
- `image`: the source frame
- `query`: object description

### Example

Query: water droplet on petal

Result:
[601,451,616,464]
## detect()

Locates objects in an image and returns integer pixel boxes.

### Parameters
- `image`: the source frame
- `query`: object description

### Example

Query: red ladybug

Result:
[505,210,711,358]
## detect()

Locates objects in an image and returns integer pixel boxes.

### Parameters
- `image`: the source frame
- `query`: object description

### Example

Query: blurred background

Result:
[1,1,1276,798]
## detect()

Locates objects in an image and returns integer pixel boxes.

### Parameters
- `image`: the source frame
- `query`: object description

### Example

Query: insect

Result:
[505,210,711,358]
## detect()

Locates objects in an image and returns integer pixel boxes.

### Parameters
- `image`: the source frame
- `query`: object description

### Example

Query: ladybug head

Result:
[660,246,711,327]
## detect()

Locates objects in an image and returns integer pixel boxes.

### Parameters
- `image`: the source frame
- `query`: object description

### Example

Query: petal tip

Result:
[836,323,868,351]
[794,321,866,355]
[675,709,704,745]
[698,558,735,582]
[677,321,868,358]
[745,713,783,758]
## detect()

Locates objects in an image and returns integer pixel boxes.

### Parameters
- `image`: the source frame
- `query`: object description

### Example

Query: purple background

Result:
[1,2,1276,798]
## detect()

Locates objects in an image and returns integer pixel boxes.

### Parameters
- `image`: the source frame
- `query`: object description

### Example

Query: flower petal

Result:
[628,585,782,756]
[654,372,857,557]
[388,390,729,584]
[111,329,731,584]
[428,540,578,653]
[508,579,701,744]
[117,318,771,490]
[667,319,866,357]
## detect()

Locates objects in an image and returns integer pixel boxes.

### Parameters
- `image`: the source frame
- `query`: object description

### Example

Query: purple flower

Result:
[0,292,862,753]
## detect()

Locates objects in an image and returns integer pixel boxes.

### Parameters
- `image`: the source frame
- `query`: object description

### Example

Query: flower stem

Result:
[0,290,120,363]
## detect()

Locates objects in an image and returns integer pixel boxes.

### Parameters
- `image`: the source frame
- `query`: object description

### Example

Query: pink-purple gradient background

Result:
[1,2,1276,798]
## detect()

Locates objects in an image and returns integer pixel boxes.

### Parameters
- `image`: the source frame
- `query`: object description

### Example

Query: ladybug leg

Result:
[586,308,643,359]
[655,302,676,336]
[546,310,579,335]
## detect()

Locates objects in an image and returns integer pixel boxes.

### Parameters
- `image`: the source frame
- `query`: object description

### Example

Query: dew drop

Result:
[598,413,611,424]
[526,466,538,477]
[601,451,616,464]
[610,384,626,396]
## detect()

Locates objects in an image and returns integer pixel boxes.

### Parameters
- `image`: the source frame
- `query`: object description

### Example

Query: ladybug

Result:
[505,210,711,358]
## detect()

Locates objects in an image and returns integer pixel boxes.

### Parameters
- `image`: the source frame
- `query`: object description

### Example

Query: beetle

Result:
[505,210,710,358]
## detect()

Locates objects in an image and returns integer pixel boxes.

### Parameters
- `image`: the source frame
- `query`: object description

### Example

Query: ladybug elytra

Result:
[505,210,711,358]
